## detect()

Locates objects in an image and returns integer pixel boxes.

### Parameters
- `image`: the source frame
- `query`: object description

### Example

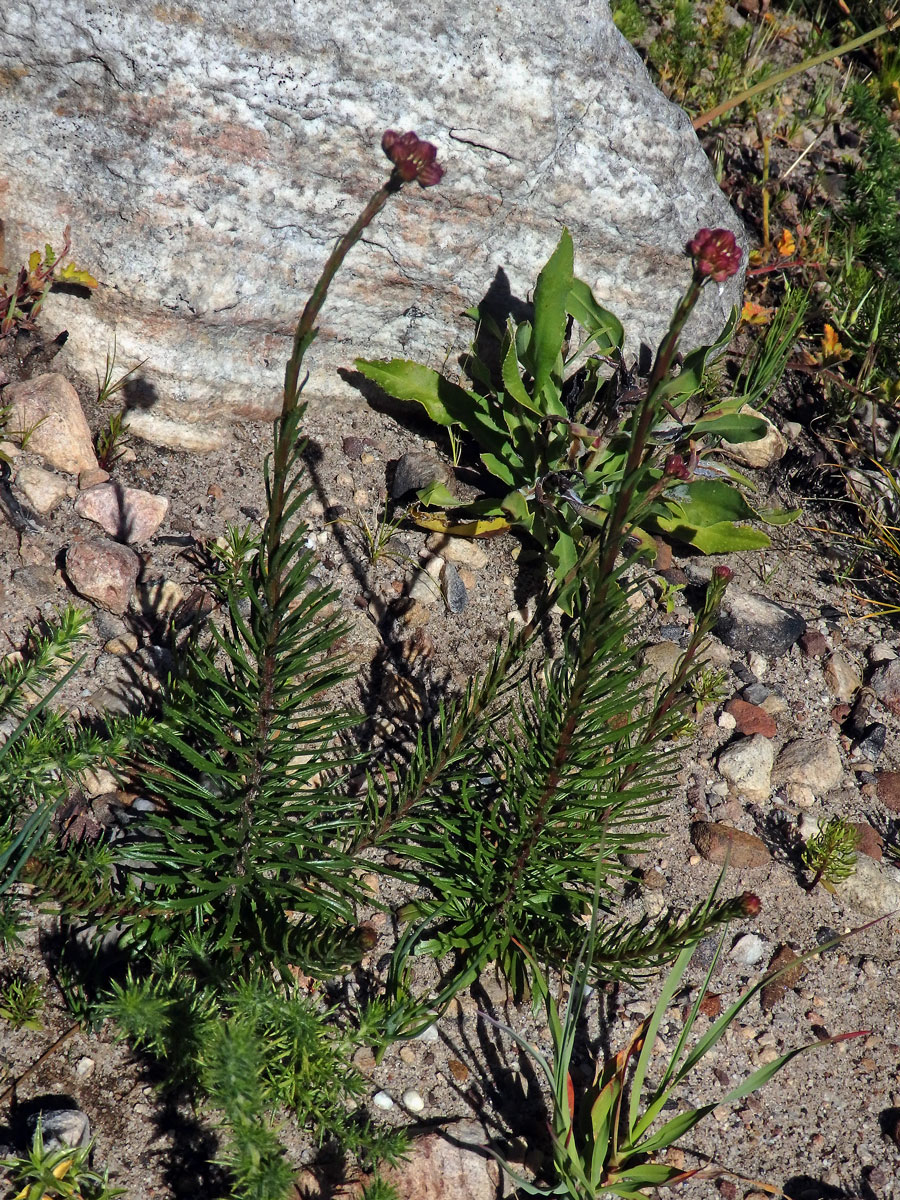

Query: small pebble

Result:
[402,1088,425,1114]
[747,651,768,679]
[730,932,768,966]
[800,630,830,658]
[724,698,776,737]
[448,1059,470,1083]
[824,652,861,702]
[869,642,897,664]
[372,1091,394,1110]
[104,634,139,655]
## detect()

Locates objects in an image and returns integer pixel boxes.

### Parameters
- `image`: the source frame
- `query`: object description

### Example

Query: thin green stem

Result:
[592,275,703,595]
[693,16,899,130]
[269,174,402,613]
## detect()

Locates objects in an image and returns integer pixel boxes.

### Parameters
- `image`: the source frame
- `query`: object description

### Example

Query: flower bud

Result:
[738,891,761,917]
[712,564,734,583]
[382,129,444,187]
[687,228,742,283]
[664,453,691,481]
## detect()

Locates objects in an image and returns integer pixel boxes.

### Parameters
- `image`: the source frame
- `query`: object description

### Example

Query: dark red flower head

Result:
[712,564,734,583]
[664,453,691,481]
[738,892,762,917]
[687,228,742,283]
[382,130,444,187]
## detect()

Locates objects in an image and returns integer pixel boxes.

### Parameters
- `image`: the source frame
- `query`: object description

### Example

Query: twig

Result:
[0,1023,81,1108]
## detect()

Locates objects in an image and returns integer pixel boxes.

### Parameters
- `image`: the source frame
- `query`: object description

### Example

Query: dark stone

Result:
[715,589,806,657]
[441,561,468,614]
[690,936,719,968]
[730,659,756,685]
[869,659,900,717]
[659,567,688,586]
[815,926,840,950]
[659,624,685,643]
[391,451,455,500]
[853,723,887,764]
[742,683,770,705]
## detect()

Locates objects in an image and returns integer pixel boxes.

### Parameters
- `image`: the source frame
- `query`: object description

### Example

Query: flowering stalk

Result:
[592,229,742,592]
[267,131,443,613]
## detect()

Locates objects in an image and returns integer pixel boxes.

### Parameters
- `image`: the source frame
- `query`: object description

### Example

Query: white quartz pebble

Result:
[402,1088,425,1113]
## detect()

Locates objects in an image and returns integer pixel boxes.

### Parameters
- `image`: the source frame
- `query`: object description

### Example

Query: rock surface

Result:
[13,463,69,514]
[74,482,169,544]
[65,537,140,613]
[772,736,844,794]
[25,1107,91,1151]
[0,1,743,425]
[4,374,98,474]
[830,855,900,917]
[717,734,775,802]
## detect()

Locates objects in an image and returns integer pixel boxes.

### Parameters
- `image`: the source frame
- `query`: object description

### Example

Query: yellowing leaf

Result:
[57,262,99,289]
[52,1158,74,1180]
[740,300,774,326]
[775,228,796,258]
[406,507,510,538]
[28,250,41,273]
[821,323,843,359]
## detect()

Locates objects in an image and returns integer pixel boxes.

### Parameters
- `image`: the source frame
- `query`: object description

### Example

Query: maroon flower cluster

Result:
[664,453,691,481]
[382,130,444,187]
[687,228,742,283]
[739,891,761,917]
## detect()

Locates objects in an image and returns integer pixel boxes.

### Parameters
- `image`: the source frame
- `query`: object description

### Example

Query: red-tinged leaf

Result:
[566,1071,575,1118]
